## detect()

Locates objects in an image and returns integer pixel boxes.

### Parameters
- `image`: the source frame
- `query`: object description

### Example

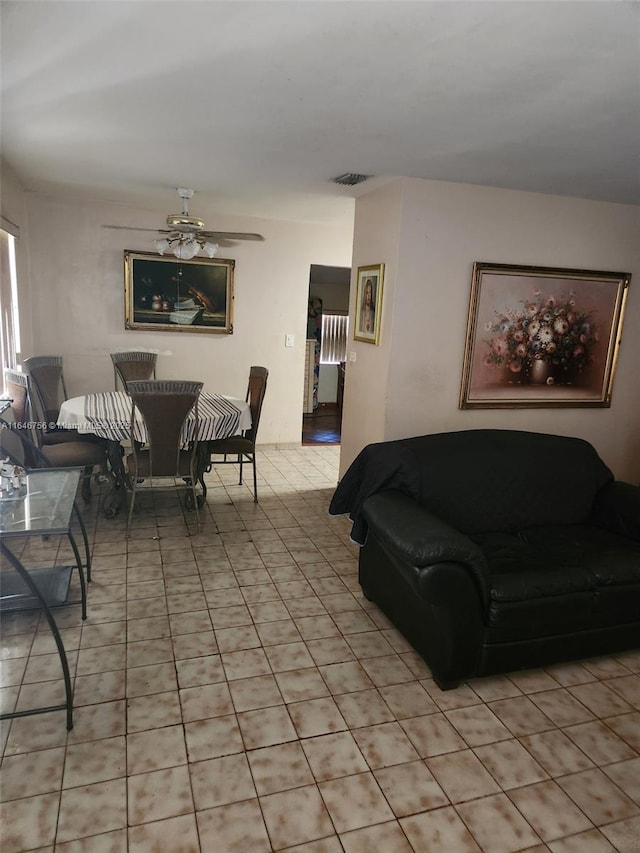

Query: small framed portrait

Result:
[354,263,384,344]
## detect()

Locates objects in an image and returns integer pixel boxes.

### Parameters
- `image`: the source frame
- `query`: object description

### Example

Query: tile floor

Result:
[1,445,639,852]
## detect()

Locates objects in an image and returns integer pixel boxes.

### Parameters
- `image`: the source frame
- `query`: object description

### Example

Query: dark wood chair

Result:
[205,366,268,503]
[4,368,108,503]
[125,380,204,534]
[111,351,157,391]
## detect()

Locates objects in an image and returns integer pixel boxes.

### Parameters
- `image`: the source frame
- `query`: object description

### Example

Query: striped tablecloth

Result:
[57,391,250,445]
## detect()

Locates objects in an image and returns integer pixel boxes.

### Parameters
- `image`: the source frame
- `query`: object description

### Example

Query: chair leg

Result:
[81,466,93,503]
[127,481,137,537]
[252,453,258,503]
[238,453,243,485]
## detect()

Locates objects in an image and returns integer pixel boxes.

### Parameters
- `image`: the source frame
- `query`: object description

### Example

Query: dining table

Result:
[57,391,251,516]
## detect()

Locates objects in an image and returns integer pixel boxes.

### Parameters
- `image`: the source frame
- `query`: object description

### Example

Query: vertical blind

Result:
[320,313,348,364]
[0,230,19,378]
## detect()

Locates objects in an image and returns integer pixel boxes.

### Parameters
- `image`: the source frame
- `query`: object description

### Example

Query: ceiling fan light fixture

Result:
[172,238,199,260]
[154,238,170,255]
[203,241,219,258]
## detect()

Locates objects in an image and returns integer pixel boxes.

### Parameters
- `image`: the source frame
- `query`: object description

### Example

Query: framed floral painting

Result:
[459,262,630,409]
[354,263,384,344]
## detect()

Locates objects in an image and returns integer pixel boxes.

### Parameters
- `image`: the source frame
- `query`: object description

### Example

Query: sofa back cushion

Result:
[407,429,613,534]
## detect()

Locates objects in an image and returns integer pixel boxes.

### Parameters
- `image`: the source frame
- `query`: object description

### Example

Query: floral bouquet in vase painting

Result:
[484,290,599,385]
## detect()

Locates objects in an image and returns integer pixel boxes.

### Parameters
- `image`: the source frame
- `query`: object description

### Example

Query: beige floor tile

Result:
[0,791,60,853]
[294,615,341,640]
[126,691,182,733]
[57,779,127,843]
[488,695,556,737]
[599,815,640,852]
[400,806,480,853]
[399,712,466,757]
[179,681,233,722]
[427,748,501,803]
[558,768,640,825]
[63,735,126,788]
[127,765,194,826]
[474,738,549,789]
[378,681,438,719]
[275,667,331,702]
[568,682,634,718]
[128,813,200,853]
[260,784,335,849]
[602,757,640,804]
[0,746,65,802]
[127,725,187,775]
[221,647,272,680]
[318,771,394,833]
[184,713,244,761]
[125,638,173,668]
[288,696,348,738]
[564,720,638,765]
[196,799,271,852]
[171,630,218,660]
[446,704,513,746]
[547,828,617,852]
[456,792,541,853]
[334,688,395,728]
[374,760,448,817]
[340,820,414,852]
[175,654,224,688]
[531,688,596,727]
[604,675,640,709]
[247,740,315,795]
[189,752,256,810]
[352,721,420,769]
[126,661,177,697]
[302,731,368,782]
[54,827,128,852]
[508,780,594,841]
[237,704,297,749]
[264,641,315,672]
[520,729,596,777]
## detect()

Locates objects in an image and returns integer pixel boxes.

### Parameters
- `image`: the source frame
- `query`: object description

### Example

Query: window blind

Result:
[320,313,348,364]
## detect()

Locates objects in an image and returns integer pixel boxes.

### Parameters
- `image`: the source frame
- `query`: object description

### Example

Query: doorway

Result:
[303,264,350,446]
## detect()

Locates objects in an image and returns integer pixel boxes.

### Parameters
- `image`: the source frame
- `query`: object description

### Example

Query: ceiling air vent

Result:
[331,173,371,186]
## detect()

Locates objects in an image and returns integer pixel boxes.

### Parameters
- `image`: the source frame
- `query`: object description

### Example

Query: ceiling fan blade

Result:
[102,224,163,233]
[200,231,264,241]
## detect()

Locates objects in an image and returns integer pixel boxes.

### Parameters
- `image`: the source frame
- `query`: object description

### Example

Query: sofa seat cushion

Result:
[520,525,640,585]
[473,531,597,643]
[520,525,640,624]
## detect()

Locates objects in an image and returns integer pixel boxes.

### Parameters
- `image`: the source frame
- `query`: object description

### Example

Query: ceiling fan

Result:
[104,187,264,259]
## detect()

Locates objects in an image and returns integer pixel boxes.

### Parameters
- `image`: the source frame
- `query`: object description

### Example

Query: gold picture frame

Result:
[354,263,384,344]
[459,262,630,409]
[124,251,234,334]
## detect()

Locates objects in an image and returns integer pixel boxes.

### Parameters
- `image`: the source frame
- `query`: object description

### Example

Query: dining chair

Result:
[4,368,108,503]
[111,351,157,391]
[22,355,68,425]
[205,366,269,503]
[125,380,204,534]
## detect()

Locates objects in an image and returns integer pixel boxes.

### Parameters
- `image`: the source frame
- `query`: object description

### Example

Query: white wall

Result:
[19,191,354,445]
[341,177,640,482]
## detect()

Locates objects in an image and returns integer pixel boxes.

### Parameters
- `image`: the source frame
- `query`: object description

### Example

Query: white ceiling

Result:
[2,1,639,228]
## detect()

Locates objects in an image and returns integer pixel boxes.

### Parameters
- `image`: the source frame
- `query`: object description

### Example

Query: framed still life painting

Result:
[124,251,235,334]
[354,263,384,344]
[459,262,630,409]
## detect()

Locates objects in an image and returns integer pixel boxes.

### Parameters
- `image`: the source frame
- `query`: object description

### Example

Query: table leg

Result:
[103,440,129,518]
[0,543,74,730]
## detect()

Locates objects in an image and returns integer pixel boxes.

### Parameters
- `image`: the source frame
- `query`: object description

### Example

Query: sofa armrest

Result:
[592,481,640,541]
[361,490,489,597]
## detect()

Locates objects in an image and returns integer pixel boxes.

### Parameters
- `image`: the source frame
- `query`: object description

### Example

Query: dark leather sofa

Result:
[329,429,640,689]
